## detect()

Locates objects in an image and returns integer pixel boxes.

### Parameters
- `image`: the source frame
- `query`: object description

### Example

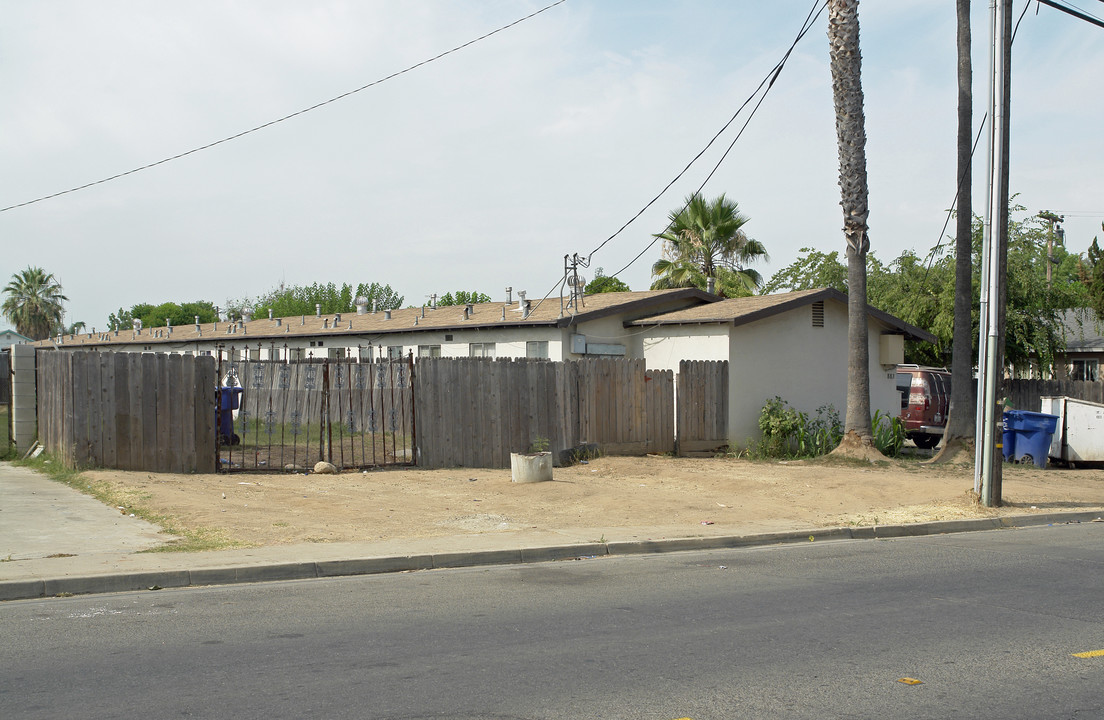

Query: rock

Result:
[284,464,303,472]
[313,461,337,474]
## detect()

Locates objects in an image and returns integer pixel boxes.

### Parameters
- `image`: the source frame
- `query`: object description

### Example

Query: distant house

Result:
[0,328,32,350]
[1055,309,1103,381]
[33,288,935,448]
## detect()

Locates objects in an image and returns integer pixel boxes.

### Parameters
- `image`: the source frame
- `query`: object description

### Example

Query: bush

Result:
[872,409,905,457]
[755,397,842,459]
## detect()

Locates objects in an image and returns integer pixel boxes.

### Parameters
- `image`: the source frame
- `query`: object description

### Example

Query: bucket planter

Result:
[511,451,553,483]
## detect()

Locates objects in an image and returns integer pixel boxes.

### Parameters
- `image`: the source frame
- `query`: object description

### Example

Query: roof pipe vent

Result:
[372,299,378,314]
[242,307,253,323]
[523,299,532,319]
[505,286,513,303]
[348,320,353,330]
[323,318,330,329]
[355,296,369,315]
[463,306,470,320]
[315,304,322,317]
[706,277,716,295]
[384,310,392,320]
[166,318,172,328]
[413,317,419,326]
[334,313,341,324]
[268,309,274,320]
[276,318,282,327]
[301,315,306,326]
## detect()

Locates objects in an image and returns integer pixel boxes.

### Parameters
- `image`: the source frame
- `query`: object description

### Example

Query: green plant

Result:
[756,398,842,459]
[529,436,550,453]
[872,409,905,457]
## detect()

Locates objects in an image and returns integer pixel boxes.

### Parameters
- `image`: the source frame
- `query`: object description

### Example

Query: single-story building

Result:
[0,328,32,350]
[36,287,935,448]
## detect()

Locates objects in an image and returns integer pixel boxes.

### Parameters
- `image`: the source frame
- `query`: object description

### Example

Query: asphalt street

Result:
[3,523,1103,719]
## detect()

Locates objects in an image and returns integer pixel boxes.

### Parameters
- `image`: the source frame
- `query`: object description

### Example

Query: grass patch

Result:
[0,406,14,461]
[14,454,249,553]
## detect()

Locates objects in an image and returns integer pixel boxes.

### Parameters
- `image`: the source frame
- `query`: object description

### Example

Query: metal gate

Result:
[216,354,416,472]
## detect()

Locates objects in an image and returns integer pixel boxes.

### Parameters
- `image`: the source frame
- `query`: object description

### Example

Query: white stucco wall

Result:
[640,325,731,371]
[725,301,900,447]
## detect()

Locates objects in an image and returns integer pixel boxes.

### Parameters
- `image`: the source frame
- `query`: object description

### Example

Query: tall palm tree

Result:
[937,0,976,459]
[650,192,768,296]
[827,0,875,450]
[2,266,68,340]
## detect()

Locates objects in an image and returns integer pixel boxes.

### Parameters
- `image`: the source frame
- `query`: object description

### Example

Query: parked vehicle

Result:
[895,365,951,449]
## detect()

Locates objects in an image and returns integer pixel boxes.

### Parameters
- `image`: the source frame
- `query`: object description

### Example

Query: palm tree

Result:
[936,0,976,460]
[827,0,876,452]
[650,193,768,296]
[2,266,68,340]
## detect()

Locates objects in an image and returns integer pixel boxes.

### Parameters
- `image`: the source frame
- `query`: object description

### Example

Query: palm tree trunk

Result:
[937,0,975,460]
[828,0,874,444]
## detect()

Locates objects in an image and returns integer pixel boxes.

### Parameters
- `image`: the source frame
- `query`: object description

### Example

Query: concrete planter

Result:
[510,452,553,483]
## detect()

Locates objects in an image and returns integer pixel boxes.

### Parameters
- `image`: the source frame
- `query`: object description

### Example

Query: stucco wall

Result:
[725,301,900,447]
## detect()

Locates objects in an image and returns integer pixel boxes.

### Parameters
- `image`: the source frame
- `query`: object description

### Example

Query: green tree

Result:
[585,268,631,294]
[1078,224,1104,321]
[436,290,492,307]
[650,192,767,296]
[108,301,218,330]
[2,266,68,340]
[231,282,403,318]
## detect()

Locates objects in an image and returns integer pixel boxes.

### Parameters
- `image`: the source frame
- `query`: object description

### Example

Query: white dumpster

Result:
[1040,396,1104,466]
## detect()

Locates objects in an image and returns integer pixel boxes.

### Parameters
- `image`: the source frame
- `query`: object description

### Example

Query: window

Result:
[418,344,441,358]
[1070,359,1099,382]
[288,348,304,361]
[469,342,496,358]
[526,341,549,359]
[327,347,347,360]
[387,345,404,360]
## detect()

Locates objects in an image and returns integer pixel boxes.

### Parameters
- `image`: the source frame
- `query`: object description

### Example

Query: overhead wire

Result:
[1,0,567,213]
[602,0,829,280]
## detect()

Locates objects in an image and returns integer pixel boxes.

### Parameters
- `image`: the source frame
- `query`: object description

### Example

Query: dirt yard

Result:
[82,454,1104,548]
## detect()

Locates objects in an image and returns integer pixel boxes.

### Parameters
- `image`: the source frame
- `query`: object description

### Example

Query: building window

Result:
[1070,359,1099,382]
[289,348,304,361]
[469,342,496,358]
[327,347,347,360]
[387,345,404,360]
[418,344,441,358]
[526,341,549,359]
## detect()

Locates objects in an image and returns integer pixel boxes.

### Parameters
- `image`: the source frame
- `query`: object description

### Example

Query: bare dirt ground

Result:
[82,454,1104,548]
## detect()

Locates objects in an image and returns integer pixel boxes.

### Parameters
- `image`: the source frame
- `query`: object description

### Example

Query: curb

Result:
[3,511,1101,603]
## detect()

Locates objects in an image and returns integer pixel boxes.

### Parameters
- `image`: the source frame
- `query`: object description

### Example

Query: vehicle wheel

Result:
[1017,454,1033,466]
[913,435,939,449]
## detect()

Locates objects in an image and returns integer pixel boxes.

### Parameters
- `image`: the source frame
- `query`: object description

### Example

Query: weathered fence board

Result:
[676,360,729,454]
[36,350,216,473]
[1004,379,1104,413]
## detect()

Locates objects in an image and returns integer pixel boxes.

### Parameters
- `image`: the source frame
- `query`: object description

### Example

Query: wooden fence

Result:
[1004,379,1104,413]
[677,360,729,453]
[37,351,217,473]
[414,357,722,469]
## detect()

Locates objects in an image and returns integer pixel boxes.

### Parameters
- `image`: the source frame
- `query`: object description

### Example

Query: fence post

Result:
[10,345,37,455]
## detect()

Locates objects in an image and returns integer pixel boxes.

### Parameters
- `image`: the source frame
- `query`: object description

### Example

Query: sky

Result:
[2,0,1103,331]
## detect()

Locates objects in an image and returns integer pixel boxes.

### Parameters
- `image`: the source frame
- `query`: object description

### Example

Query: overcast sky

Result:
[2,0,1102,331]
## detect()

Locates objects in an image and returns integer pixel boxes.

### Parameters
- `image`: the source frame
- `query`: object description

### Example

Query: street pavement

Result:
[2,460,1102,602]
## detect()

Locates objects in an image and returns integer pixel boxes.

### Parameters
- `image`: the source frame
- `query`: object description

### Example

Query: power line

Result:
[1035,0,1104,27]
[1,0,567,214]
[603,0,828,279]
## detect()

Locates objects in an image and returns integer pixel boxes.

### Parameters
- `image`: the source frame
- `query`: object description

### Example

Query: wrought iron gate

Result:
[216,355,416,472]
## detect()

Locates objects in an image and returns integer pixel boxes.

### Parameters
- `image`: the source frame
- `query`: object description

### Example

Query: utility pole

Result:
[978,0,1012,508]
[1038,210,1064,289]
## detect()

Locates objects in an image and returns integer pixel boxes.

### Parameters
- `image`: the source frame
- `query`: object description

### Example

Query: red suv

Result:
[895,365,951,449]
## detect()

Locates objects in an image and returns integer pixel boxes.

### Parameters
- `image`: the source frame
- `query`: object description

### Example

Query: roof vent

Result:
[812,301,825,328]
[523,299,532,319]
[512,291,528,312]
[242,307,253,323]
[268,309,274,320]
[505,286,513,303]
[276,318,282,327]
[334,313,341,324]
[355,296,369,315]
[324,318,330,329]
[348,320,353,330]
[372,299,378,314]
[166,318,172,328]
[316,303,322,317]
[385,310,392,320]
[413,317,419,326]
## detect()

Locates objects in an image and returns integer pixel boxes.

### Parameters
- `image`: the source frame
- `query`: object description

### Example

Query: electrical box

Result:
[570,334,587,355]
[879,333,905,367]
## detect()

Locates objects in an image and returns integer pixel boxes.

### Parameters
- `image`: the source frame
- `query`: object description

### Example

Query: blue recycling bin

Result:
[217,386,243,445]
[1003,410,1058,468]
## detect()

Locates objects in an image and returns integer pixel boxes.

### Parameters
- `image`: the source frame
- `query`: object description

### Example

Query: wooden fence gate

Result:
[217,355,416,472]
[676,360,729,454]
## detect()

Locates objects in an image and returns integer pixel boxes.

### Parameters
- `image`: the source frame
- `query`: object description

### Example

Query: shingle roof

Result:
[1059,309,1104,351]
[38,288,716,349]
[628,287,938,343]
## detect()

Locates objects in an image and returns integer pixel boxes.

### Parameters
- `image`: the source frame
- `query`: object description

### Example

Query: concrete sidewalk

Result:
[2,461,1102,602]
